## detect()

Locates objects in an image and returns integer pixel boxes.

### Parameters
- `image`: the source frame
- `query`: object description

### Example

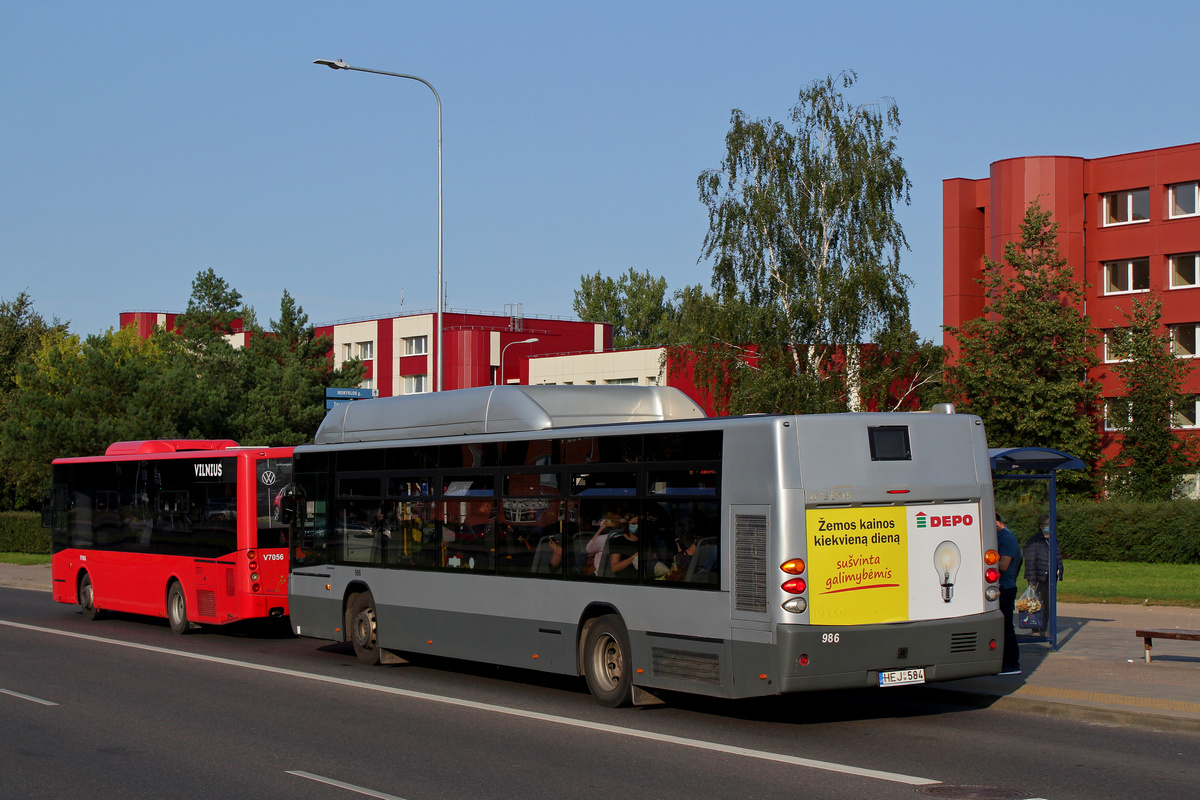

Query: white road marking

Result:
[287,771,408,799]
[0,687,58,706]
[2,619,938,785]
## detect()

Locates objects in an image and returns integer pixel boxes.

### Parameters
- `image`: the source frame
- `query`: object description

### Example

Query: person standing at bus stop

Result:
[995,512,1022,675]
[1023,512,1063,636]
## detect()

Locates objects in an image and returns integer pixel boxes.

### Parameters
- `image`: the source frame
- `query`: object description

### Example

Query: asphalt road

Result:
[2,587,1196,800]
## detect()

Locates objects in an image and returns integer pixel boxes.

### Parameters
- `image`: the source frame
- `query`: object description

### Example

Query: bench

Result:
[1135,628,1200,663]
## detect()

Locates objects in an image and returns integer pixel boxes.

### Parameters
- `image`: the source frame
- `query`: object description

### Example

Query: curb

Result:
[911,684,1200,735]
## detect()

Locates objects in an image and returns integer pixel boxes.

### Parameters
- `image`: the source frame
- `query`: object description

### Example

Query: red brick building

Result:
[943,142,1200,473]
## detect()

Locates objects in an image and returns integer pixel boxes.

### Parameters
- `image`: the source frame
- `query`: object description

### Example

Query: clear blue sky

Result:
[5,2,1199,343]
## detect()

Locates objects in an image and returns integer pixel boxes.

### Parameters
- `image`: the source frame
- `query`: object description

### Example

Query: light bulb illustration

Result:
[933,541,962,603]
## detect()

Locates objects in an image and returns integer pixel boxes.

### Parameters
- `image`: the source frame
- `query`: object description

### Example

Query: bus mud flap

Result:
[632,686,665,706]
[379,648,408,665]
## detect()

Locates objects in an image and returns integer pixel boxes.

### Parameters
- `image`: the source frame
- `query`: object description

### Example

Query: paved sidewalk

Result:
[3,562,1198,732]
[931,601,1200,733]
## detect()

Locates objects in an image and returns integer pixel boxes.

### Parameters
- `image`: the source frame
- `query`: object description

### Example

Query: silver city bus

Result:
[284,385,1004,706]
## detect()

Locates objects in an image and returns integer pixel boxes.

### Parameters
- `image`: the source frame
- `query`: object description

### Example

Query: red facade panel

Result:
[944,143,1200,464]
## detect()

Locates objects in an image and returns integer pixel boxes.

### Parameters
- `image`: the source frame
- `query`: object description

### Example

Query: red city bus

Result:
[49,440,293,633]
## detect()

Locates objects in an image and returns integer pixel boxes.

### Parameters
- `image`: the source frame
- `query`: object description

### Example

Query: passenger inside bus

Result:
[606,515,640,579]
[583,511,625,576]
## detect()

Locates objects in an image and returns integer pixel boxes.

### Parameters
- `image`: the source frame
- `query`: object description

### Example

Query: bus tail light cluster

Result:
[780,558,808,614]
[983,549,1001,601]
[247,550,261,593]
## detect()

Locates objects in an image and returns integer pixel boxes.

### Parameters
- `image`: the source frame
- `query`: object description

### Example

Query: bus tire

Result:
[167,582,191,635]
[78,573,101,621]
[583,615,633,707]
[348,592,381,666]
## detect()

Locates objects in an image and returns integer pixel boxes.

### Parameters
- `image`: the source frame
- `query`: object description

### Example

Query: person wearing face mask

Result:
[1022,512,1063,636]
[608,515,640,579]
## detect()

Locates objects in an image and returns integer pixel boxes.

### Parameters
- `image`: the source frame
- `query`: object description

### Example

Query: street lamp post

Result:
[498,338,539,385]
[313,58,444,392]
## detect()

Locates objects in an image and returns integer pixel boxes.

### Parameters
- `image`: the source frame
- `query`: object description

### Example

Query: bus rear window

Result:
[868,426,910,461]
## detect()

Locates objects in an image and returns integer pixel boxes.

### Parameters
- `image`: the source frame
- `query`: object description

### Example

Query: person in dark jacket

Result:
[996,512,1022,674]
[1022,512,1063,635]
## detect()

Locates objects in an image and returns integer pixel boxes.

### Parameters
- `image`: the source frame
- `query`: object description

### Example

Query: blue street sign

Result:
[326,387,373,399]
[325,398,356,410]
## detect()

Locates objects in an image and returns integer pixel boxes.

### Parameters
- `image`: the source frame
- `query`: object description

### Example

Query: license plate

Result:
[878,668,925,687]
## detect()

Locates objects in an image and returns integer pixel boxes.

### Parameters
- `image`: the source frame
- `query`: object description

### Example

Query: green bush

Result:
[997,499,1200,564]
[0,512,51,554]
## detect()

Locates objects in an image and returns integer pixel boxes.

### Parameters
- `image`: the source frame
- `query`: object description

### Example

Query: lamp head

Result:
[313,59,350,70]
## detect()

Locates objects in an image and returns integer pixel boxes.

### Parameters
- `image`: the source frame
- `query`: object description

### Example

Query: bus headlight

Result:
[782,597,808,613]
[985,585,1000,602]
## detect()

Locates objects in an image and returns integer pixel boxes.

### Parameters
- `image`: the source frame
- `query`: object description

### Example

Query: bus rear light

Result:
[250,572,260,582]
[886,489,909,494]
[985,586,1000,602]
[246,550,256,561]
[984,567,1000,583]
[780,558,806,575]
[781,578,807,594]
[798,654,810,667]
[989,639,997,650]
[782,597,807,613]
[984,549,999,565]
[252,583,261,593]
[249,561,258,572]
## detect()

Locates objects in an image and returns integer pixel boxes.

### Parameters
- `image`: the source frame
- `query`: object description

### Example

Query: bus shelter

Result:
[988,447,1085,651]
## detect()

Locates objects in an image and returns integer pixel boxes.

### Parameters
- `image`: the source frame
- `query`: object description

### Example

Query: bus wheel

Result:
[78,573,101,621]
[348,592,381,666]
[584,615,633,707]
[167,582,191,635]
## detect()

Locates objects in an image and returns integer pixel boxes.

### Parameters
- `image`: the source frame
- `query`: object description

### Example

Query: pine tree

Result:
[1107,295,1197,499]
[946,200,1101,493]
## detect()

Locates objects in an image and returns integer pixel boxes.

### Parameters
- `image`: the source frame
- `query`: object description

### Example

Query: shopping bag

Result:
[1015,585,1042,629]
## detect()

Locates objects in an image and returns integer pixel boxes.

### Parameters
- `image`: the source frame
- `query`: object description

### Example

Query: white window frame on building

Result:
[604,378,639,385]
[1169,253,1200,289]
[403,374,428,394]
[1168,181,1199,219]
[1102,188,1150,226]
[1173,396,1199,429]
[357,341,374,360]
[1104,397,1130,431]
[403,335,428,356]
[1102,330,1126,363]
[1170,324,1200,358]
[1103,258,1151,295]
[342,343,353,363]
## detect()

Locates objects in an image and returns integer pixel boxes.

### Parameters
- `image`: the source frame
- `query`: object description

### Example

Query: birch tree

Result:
[686,71,926,414]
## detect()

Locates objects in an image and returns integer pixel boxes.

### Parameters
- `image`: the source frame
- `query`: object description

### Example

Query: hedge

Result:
[997,499,1200,565]
[0,512,51,554]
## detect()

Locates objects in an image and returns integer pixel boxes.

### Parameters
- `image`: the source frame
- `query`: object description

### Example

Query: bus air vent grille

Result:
[949,632,977,653]
[734,514,768,613]
[197,589,217,618]
[651,648,722,685]
[226,568,236,596]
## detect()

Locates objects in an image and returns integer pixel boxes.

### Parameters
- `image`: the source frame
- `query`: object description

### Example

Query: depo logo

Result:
[915,512,973,529]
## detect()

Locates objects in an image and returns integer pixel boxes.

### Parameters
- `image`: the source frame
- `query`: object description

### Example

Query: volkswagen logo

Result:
[261,470,278,486]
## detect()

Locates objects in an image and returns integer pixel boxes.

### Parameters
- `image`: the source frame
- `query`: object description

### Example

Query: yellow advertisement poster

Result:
[806,507,909,625]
